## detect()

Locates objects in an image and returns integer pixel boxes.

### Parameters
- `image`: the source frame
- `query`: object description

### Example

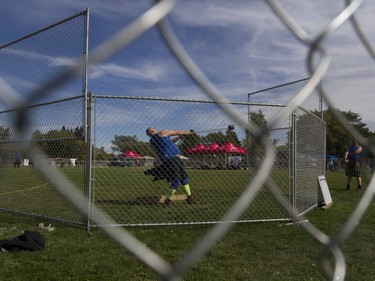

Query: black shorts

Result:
[144,157,188,182]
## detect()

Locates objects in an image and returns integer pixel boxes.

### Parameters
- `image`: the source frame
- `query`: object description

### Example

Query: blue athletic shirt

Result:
[150,134,180,163]
[348,145,361,161]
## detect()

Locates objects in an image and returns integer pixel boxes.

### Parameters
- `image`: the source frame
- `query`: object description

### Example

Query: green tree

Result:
[245,110,269,167]
[318,108,374,156]
[202,131,227,145]
[0,126,11,160]
[226,129,241,146]
[179,133,201,154]
[95,146,111,160]
[344,110,373,137]
[0,126,10,141]
[110,134,154,157]
[73,126,84,138]
[111,135,138,153]
[32,127,85,159]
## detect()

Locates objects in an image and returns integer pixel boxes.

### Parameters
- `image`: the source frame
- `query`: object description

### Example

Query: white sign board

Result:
[318,175,333,208]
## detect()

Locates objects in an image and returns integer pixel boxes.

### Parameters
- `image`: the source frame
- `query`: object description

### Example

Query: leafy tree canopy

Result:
[0,126,10,141]
[316,107,374,156]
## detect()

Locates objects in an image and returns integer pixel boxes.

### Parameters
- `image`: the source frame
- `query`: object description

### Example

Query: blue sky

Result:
[1,0,375,137]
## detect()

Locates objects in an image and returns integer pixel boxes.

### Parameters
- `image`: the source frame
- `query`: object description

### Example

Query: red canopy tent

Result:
[204,142,221,154]
[186,142,247,155]
[219,142,248,169]
[185,142,248,169]
[120,150,141,158]
[185,143,206,154]
[219,141,248,154]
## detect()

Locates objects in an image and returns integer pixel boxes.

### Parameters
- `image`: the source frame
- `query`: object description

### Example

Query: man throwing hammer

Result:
[145,127,197,206]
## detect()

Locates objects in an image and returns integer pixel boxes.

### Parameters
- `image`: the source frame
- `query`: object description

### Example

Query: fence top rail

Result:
[247,77,311,97]
[297,106,326,123]
[0,95,84,114]
[93,94,288,108]
[0,9,88,50]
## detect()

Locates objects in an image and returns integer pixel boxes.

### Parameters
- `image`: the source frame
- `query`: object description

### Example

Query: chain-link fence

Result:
[1,84,324,227]
[1,1,374,280]
[247,77,326,218]
[294,108,326,213]
[0,11,87,225]
[0,97,85,225]
[91,94,322,226]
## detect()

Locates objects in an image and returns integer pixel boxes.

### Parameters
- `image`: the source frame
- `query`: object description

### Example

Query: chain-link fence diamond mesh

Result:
[0,11,87,225]
[1,1,374,280]
[91,96,303,226]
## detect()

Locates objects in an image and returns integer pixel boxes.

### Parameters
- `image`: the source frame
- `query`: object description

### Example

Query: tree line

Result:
[317,108,374,157]
[97,108,375,160]
[0,107,373,161]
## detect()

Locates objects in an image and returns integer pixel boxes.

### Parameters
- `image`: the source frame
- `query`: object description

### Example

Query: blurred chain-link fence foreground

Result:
[1,1,375,280]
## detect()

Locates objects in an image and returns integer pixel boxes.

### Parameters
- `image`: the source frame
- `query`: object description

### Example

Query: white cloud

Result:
[1,0,375,131]
[89,61,168,81]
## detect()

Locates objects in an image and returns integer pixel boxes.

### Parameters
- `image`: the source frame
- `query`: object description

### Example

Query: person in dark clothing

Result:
[14,153,21,169]
[344,138,362,191]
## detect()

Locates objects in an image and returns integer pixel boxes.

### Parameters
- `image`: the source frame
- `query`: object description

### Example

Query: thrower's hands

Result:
[159,129,194,143]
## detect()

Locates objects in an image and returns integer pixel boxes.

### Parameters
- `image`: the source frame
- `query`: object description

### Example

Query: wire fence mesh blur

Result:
[0,1,374,280]
[92,94,322,226]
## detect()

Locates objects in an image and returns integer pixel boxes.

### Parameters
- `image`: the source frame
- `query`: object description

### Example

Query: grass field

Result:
[0,165,291,226]
[0,170,374,280]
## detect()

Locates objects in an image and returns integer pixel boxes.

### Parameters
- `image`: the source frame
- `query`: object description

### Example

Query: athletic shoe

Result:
[164,199,172,206]
[186,195,198,204]
[358,186,362,191]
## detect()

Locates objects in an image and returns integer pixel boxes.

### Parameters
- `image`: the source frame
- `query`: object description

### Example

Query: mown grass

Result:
[1,165,290,225]
[0,171,374,280]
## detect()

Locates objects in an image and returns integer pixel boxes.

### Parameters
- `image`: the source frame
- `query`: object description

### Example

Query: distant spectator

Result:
[14,153,22,169]
[344,138,362,191]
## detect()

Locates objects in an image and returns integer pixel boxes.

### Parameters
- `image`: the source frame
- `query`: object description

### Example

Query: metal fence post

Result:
[85,92,93,232]
[290,110,297,220]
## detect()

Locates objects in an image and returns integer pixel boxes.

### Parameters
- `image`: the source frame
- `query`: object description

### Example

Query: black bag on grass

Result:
[0,231,45,252]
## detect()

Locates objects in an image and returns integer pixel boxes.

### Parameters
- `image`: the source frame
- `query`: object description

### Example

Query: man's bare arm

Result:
[349,146,362,156]
[158,129,193,137]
